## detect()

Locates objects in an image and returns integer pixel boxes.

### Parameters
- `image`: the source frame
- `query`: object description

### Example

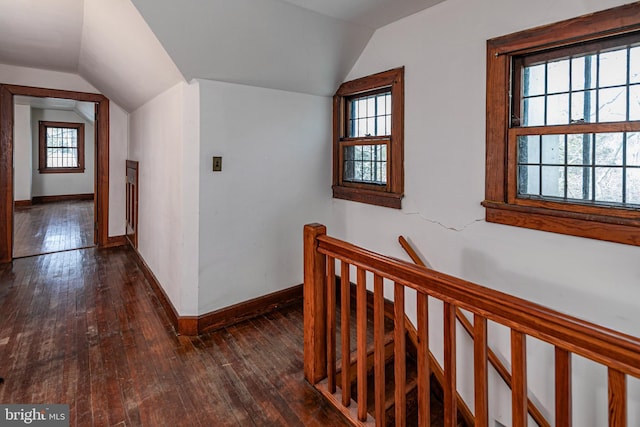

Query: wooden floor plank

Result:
[0,246,349,427]
[13,200,94,258]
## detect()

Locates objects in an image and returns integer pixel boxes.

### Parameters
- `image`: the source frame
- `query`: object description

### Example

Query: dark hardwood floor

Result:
[0,247,349,427]
[13,200,94,258]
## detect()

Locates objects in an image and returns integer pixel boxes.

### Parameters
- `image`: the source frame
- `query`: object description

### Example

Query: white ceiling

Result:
[129,0,374,97]
[279,0,446,28]
[0,0,184,111]
[0,0,83,73]
[130,0,446,96]
[0,0,444,109]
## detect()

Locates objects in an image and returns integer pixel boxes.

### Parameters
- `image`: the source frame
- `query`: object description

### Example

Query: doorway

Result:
[13,96,97,258]
[0,84,110,263]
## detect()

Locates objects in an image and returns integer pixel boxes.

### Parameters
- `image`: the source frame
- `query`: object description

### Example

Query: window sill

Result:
[39,168,85,174]
[333,185,402,209]
[482,200,640,246]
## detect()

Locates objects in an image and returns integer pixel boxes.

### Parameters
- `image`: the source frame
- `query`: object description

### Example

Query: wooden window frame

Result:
[483,3,640,246]
[38,121,85,174]
[333,67,404,209]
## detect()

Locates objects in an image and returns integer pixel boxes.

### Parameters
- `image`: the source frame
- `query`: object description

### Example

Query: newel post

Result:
[303,223,327,384]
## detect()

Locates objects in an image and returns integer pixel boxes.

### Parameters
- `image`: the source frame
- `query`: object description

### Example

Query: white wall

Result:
[180,81,200,316]
[13,104,32,201]
[129,80,199,316]
[197,79,333,314]
[30,108,94,197]
[1,63,128,239]
[127,78,333,318]
[109,102,128,237]
[337,0,640,425]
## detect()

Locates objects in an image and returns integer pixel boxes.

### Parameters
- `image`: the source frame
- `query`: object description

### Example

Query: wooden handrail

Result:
[316,232,640,377]
[304,224,640,427]
[399,236,550,427]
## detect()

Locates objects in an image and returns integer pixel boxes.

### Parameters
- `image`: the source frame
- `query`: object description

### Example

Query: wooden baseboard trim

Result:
[32,193,94,204]
[14,200,32,208]
[104,235,128,248]
[128,246,181,334]
[197,284,303,335]
[129,244,303,336]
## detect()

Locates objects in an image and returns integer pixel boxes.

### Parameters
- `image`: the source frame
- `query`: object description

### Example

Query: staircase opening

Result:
[303,224,640,427]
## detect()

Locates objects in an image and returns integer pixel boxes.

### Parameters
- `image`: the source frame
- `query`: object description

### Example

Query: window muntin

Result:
[39,121,85,174]
[46,126,79,168]
[343,90,391,186]
[512,35,640,210]
[516,40,640,127]
[348,91,391,137]
[517,132,640,206]
[333,67,404,209]
[343,143,387,185]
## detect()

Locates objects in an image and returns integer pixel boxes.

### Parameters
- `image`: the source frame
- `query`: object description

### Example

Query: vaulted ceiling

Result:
[130,0,445,97]
[0,0,183,111]
[0,0,444,111]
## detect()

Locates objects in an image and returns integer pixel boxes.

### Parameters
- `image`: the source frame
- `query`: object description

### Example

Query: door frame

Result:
[0,84,110,263]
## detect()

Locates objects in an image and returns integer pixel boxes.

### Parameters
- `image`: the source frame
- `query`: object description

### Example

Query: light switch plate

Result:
[212,156,222,172]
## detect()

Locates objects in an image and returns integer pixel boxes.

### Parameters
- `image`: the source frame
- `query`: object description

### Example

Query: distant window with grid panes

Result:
[484,3,640,246]
[333,67,404,209]
[38,121,85,174]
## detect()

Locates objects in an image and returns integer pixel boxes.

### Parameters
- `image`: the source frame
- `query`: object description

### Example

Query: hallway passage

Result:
[13,200,94,258]
[0,247,348,426]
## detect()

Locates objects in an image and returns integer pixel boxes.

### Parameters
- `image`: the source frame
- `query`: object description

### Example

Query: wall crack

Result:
[402,211,484,232]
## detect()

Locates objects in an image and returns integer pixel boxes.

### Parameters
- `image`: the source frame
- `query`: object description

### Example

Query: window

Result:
[484,3,640,246]
[39,121,85,174]
[333,67,404,208]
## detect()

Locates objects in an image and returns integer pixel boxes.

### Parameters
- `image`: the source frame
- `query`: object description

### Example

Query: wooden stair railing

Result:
[398,236,550,427]
[303,223,640,427]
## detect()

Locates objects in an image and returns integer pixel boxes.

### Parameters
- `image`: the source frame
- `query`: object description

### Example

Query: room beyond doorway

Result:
[13,199,94,258]
[0,84,110,263]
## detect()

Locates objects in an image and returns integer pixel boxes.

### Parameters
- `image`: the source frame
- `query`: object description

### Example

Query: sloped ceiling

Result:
[0,0,83,73]
[0,0,184,111]
[129,0,446,96]
[0,0,444,109]
[77,0,184,111]
[130,0,374,97]
[280,0,446,29]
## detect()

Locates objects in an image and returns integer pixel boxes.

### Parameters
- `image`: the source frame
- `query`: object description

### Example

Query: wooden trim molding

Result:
[484,3,640,246]
[0,85,13,263]
[129,245,303,336]
[332,67,405,209]
[32,193,94,204]
[104,235,128,248]
[14,200,32,208]
[125,160,139,249]
[38,120,85,174]
[0,84,109,263]
[197,285,303,335]
[128,245,182,332]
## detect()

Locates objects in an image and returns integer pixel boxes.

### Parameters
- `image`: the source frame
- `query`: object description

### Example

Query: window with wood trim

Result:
[484,3,640,246]
[39,121,85,174]
[333,67,404,208]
